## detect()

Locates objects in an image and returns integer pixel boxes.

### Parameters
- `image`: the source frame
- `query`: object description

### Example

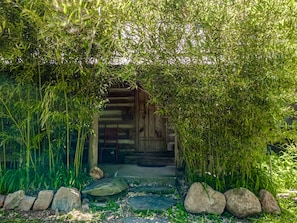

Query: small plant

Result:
[269,144,297,191]
[106,200,120,211]
[165,203,189,223]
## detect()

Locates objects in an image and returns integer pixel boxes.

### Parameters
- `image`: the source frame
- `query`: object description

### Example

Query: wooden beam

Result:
[108,96,135,101]
[108,88,133,93]
[88,113,99,169]
[106,103,135,107]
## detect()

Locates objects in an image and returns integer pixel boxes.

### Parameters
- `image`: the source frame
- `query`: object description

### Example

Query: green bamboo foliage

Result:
[0,0,130,181]
[0,0,296,194]
[133,0,297,192]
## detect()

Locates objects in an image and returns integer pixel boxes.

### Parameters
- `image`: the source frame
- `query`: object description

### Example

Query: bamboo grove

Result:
[0,0,297,193]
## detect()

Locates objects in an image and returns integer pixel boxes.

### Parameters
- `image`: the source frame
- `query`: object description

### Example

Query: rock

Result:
[17,195,36,211]
[4,190,25,210]
[33,190,54,211]
[82,198,89,205]
[128,195,176,211]
[224,188,262,218]
[130,185,175,194]
[3,191,34,211]
[90,166,104,180]
[259,189,281,214]
[82,178,128,197]
[81,203,90,213]
[0,195,5,208]
[51,187,81,212]
[184,182,226,215]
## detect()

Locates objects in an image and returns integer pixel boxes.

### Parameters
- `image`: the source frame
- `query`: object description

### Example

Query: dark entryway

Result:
[98,86,175,165]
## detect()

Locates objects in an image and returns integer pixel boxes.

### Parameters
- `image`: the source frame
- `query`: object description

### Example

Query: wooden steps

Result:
[124,151,175,166]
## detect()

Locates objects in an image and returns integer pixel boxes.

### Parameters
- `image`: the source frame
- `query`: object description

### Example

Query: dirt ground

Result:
[0,208,122,222]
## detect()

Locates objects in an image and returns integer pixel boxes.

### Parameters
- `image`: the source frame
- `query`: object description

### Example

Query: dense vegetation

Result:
[0,0,297,203]
[134,0,297,193]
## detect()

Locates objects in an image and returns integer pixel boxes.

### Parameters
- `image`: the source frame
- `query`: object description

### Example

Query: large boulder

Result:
[224,188,262,218]
[89,166,104,180]
[33,190,54,211]
[259,189,281,214]
[82,178,128,197]
[17,195,36,211]
[51,187,81,212]
[3,190,25,210]
[184,182,226,215]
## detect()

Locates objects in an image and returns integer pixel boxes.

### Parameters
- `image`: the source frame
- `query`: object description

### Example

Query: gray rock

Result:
[82,178,128,197]
[3,190,25,210]
[82,198,89,205]
[128,195,176,211]
[0,195,5,208]
[184,182,226,215]
[51,187,81,212]
[33,190,54,211]
[130,185,175,194]
[259,189,281,214]
[17,195,36,211]
[81,203,90,213]
[224,188,262,218]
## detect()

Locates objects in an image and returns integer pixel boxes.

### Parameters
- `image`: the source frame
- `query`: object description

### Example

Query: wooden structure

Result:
[88,85,176,166]
[100,125,119,163]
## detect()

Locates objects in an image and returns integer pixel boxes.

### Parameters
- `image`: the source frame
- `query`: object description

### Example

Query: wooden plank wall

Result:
[136,90,167,152]
[99,86,173,155]
[99,87,136,152]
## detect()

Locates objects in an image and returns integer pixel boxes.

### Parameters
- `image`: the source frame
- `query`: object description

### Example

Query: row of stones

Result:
[0,182,281,219]
[184,182,281,218]
[0,187,82,213]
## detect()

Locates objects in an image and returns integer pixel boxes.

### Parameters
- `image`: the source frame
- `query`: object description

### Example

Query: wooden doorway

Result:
[136,90,167,152]
[95,85,174,165]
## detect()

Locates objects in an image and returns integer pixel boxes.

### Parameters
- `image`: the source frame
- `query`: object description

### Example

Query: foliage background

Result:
[126,0,297,192]
[0,0,297,193]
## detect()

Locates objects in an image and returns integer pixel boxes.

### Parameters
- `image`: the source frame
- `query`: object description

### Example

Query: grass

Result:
[0,165,91,194]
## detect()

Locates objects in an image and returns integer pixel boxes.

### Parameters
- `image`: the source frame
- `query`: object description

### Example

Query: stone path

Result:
[87,183,177,222]
[129,185,175,194]
[128,195,177,211]
[82,165,178,222]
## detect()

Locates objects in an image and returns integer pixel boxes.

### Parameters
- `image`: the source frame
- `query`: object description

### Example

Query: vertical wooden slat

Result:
[139,93,145,139]
[135,89,139,152]
[136,89,167,152]
[155,112,165,138]
[144,94,149,140]
[147,105,154,138]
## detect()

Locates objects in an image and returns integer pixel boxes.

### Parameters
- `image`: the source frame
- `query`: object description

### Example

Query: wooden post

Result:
[89,113,98,169]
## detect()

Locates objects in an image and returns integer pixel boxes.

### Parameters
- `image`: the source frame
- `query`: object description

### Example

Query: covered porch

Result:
[88,85,182,168]
[98,164,177,186]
